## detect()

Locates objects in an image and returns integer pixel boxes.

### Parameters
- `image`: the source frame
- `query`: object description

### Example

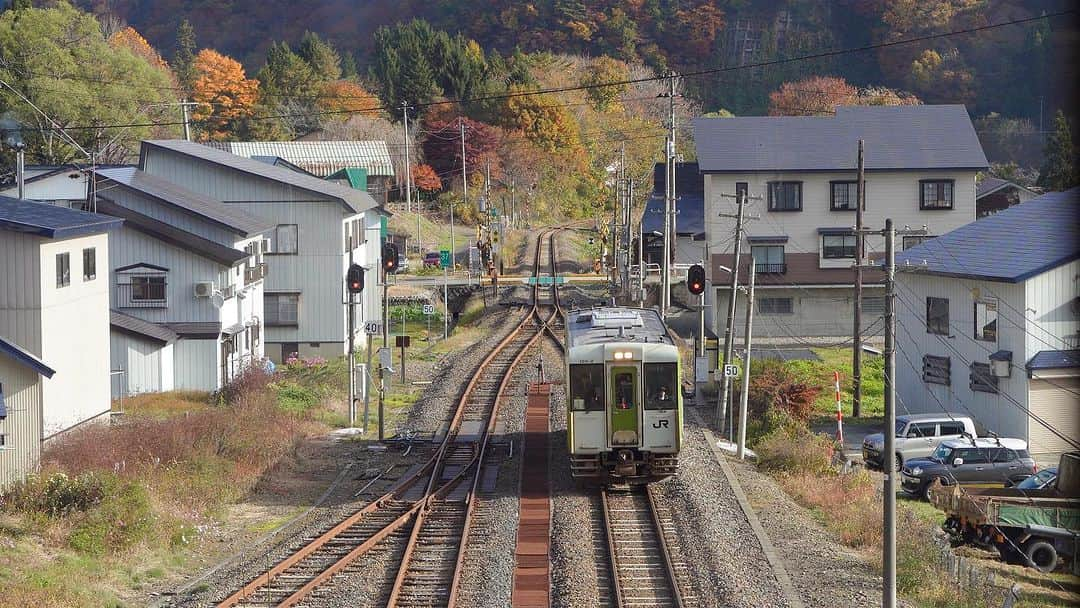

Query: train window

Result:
[569,364,605,411]
[614,373,636,410]
[644,363,678,410]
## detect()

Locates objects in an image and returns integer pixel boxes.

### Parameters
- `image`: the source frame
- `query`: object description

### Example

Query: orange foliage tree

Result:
[108,26,168,72]
[192,49,260,140]
[412,163,442,193]
[316,79,381,118]
[769,76,922,116]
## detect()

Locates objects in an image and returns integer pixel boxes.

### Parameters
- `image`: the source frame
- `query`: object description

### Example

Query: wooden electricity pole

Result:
[852,139,865,418]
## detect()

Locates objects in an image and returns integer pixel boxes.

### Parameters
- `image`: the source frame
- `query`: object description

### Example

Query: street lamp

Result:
[0,117,26,199]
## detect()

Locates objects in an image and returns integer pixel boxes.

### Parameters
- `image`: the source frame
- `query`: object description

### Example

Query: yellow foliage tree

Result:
[108,26,168,72]
[192,49,260,140]
[316,80,381,118]
[503,87,580,152]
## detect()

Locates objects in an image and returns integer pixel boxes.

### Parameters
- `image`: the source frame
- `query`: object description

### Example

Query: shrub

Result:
[212,362,273,406]
[274,382,319,413]
[0,471,106,517]
[68,477,153,555]
[746,358,822,422]
[755,424,834,475]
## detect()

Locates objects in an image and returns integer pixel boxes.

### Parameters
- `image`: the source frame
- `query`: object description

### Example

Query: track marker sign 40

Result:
[364,321,380,335]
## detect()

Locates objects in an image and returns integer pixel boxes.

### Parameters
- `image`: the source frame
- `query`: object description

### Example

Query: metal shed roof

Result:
[140,141,381,215]
[96,167,271,237]
[205,141,395,177]
[0,334,55,378]
[975,177,1037,199]
[1027,350,1080,371]
[110,310,178,345]
[0,196,121,239]
[693,105,988,173]
[95,198,248,267]
[897,188,1080,283]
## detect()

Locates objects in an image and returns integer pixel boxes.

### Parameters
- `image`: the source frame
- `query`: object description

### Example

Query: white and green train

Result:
[565,307,682,484]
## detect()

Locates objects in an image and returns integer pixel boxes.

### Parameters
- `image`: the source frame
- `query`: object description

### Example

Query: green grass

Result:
[781,347,885,418]
[388,209,467,258]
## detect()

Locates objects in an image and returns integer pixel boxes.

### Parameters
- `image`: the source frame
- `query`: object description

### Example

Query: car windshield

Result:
[930,444,953,463]
[1016,469,1056,490]
[894,420,907,436]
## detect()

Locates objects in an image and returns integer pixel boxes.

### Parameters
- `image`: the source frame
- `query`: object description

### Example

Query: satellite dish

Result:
[210,292,225,309]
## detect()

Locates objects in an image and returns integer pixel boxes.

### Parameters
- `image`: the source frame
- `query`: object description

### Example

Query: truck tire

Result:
[1023,539,1058,572]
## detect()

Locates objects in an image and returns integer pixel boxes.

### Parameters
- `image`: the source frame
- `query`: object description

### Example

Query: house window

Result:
[751,245,785,273]
[903,235,934,250]
[767,182,802,211]
[922,355,950,386]
[758,297,794,314]
[974,299,997,342]
[272,224,298,254]
[969,362,998,393]
[265,293,299,326]
[830,181,859,211]
[822,234,857,259]
[920,180,954,210]
[926,297,949,335]
[82,248,96,281]
[131,275,167,301]
[56,252,70,288]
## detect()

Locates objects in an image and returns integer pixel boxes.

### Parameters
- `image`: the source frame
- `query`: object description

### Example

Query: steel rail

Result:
[601,487,686,608]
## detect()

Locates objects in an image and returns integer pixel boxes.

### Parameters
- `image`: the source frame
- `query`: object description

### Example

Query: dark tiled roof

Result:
[642,163,704,237]
[96,198,248,267]
[142,140,380,214]
[250,156,317,176]
[0,334,55,378]
[96,167,271,237]
[1027,350,1080,371]
[897,188,1080,282]
[110,310,178,345]
[975,177,1036,199]
[0,196,121,239]
[693,105,988,173]
[161,321,221,338]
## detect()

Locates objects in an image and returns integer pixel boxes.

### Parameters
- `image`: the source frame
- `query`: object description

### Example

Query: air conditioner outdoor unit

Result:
[194,281,215,298]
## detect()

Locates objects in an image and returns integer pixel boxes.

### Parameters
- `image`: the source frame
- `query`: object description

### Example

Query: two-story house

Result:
[94,167,272,394]
[694,105,988,340]
[136,140,385,363]
[895,188,1079,465]
[0,197,119,449]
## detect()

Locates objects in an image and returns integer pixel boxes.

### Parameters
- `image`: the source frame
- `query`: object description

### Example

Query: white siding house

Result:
[693,105,988,341]
[94,167,271,393]
[896,189,1080,465]
[0,165,92,209]
[136,140,384,363]
[0,197,119,441]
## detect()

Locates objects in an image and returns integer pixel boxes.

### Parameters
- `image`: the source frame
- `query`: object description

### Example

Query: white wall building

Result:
[693,105,988,340]
[895,188,1080,465]
[136,140,384,363]
[0,196,120,439]
[94,167,272,393]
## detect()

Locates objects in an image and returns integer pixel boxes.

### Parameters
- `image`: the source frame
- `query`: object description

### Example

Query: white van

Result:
[861,413,979,471]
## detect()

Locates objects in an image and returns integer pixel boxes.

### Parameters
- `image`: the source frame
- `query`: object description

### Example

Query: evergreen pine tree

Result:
[1038,111,1079,191]
[297,30,341,80]
[341,52,358,80]
[173,19,197,94]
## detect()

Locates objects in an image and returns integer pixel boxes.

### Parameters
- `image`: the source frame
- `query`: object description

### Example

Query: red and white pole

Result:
[834,371,844,445]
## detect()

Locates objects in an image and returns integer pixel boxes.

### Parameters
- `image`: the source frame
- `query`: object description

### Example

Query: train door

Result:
[569,364,606,454]
[641,362,679,453]
[608,365,641,447]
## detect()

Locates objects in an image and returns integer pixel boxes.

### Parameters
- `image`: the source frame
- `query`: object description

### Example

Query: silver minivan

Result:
[862,412,978,471]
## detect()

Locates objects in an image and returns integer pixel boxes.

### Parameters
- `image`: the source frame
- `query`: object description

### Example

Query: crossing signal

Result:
[687,264,705,295]
[347,263,365,294]
[382,243,399,273]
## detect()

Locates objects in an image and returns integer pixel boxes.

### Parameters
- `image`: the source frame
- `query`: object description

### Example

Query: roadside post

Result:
[440,249,451,339]
[378,346,392,441]
[396,335,410,383]
[834,371,844,445]
[423,303,434,336]
[363,321,378,432]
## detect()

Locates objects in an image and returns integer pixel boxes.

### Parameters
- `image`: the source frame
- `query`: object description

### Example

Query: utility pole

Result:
[882,217,897,608]
[658,73,679,318]
[181,100,193,142]
[736,262,756,460]
[852,138,865,418]
[402,101,419,253]
[716,188,760,432]
[510,174,516,229]
[347,250,356,428]
[456,118,466,268]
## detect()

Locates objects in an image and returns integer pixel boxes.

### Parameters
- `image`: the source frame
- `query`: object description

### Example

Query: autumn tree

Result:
[109,27,168,72]
[582,56,629,113]
[191,49,259,141]
[1037,111,1078,191]
[412,163,442,193]
[317,80,380,117]
[768,76,857,116]
[172,18,197,94]
[420,117,499,181]
[501,87,580,152]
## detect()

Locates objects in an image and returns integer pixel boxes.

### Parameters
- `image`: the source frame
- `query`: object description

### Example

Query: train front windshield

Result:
[570,364,605,411]
[644,363,678,410]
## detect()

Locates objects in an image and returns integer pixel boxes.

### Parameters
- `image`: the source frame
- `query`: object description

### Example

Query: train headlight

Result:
[612,351,633,360]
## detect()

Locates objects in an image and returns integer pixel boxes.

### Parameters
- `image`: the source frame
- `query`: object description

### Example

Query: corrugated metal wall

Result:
[0,357,43,489]
[1028,378,1080,466]
[173,338,218,392]
[110,331,164,397]
[0,231,43,354]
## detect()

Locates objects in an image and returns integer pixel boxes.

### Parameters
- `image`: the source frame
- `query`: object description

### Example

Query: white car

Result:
[861,412,978,471]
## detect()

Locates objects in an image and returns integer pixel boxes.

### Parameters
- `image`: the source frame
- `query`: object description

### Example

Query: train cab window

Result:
[614,373,636,410]
[570,364,605,411]
[644,363,678,410]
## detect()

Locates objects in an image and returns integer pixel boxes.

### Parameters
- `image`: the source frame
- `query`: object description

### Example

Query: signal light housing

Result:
[346,263,365,294]
[382,243,399,273]
[687,263,706,295]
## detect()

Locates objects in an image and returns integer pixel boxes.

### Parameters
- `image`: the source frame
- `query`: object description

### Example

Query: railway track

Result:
[217,231,557,608]
[601,486,694,608]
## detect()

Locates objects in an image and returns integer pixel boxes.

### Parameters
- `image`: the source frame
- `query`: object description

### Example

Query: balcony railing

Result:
[755,263,787,274]
[244,262,268,285]
[115,282,167,308]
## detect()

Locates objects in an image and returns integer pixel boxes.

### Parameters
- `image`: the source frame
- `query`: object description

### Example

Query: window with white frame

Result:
[265,293,299,326]
[82,247,96,281]
[822,234,857,259]
[751,245,785,273]
[920,180,954,210]
[56,252,70,288]
[830,181,859,211]
[272,224,298,254]
[974,298,997,342]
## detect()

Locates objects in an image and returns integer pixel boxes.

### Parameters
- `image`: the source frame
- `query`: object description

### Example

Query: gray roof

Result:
[0,334,55,378]
[205,140,395,177]
[0,196,122,239]
[897,188,1080,283]
[975,177,1037,199]
[141,141,380,215]
[96,167,271,237]
[642,162,705,238]
[95,198,248,267]
[1027,350,1080,371]
[693,105,988,173]
[566,307,674,348]
[162,321,221,338]
[110,310,178,345]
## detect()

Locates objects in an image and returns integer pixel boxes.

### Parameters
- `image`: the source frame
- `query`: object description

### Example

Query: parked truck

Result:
[930,451,1080,573]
